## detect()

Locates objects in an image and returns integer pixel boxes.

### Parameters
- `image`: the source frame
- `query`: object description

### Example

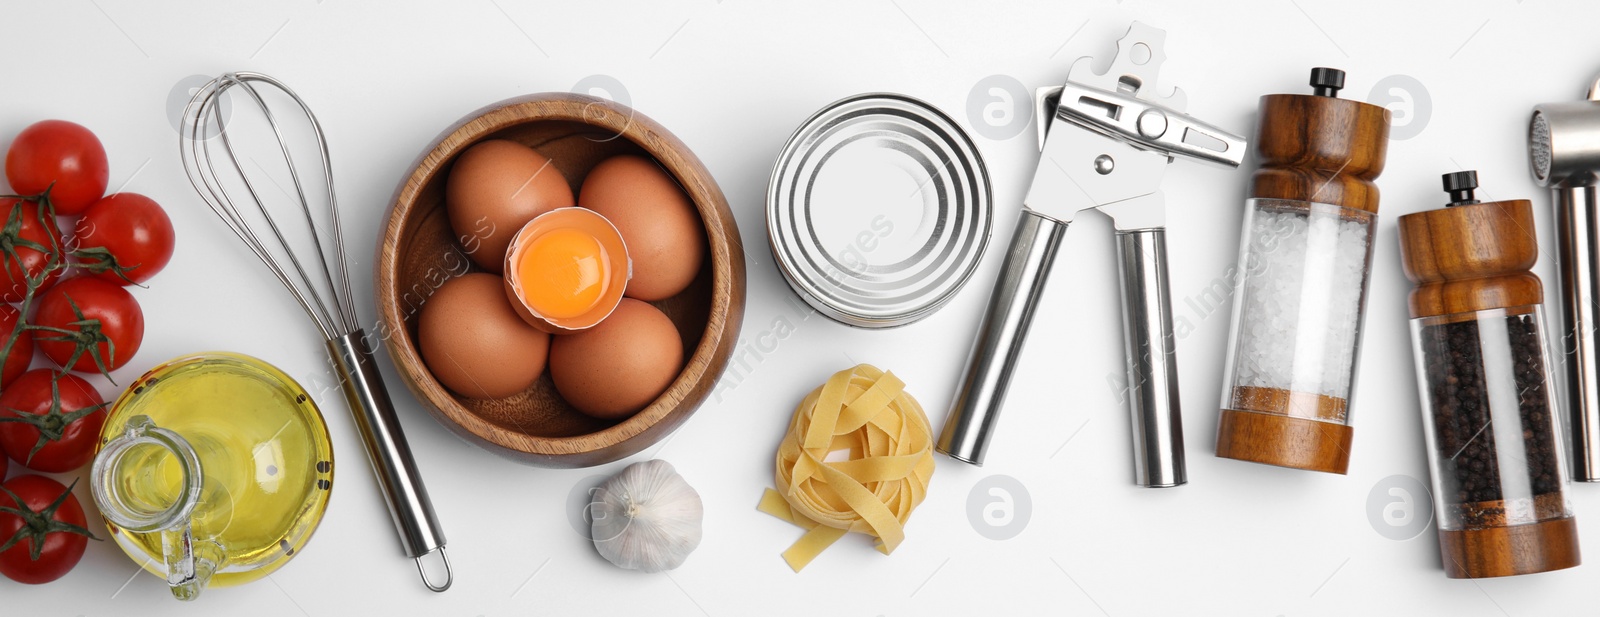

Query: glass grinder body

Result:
[1213,68,1391,475]
[1399,172,1581,578]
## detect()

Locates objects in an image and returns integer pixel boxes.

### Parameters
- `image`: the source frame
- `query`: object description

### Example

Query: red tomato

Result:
[73,193,176,286]
[4,120,109,215]
[32,277,143,374]
[0,475,95,584]
[0,198,64,303]
[0,304,31,388]
[0,370,106,473]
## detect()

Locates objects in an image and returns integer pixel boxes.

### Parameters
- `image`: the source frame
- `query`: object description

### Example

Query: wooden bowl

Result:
[376,93,745,467]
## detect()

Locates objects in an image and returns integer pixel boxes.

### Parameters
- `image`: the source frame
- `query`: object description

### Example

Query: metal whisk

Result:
[179,72,451,591]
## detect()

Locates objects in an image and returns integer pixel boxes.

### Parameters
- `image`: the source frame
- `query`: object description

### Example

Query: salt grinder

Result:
[1530,79,1600,482]
[1214,68,1390,474]
[936,22,1246,486]
[1399,171,1580,578]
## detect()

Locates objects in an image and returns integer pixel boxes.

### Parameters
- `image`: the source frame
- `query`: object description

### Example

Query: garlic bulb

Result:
[591,459,703,572]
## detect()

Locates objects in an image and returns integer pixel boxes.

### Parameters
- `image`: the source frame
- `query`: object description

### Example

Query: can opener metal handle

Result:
[935,22,1245,486]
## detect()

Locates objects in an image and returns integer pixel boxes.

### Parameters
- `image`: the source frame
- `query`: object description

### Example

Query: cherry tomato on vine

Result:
[0,370,107,473]
[73,193,175,286]
[0,304,30,388]
[0,198,64,303]
[4,120,109,215]
[0,475,97,584]
[32,277,143,374]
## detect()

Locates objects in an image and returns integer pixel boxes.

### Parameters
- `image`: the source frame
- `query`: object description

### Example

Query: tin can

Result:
[767,93,992,328]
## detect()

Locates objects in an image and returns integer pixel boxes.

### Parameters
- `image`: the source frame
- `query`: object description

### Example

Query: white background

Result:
[2,0,1597,614]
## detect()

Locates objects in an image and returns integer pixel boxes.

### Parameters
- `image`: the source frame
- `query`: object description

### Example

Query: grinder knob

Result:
[1443,170,1481,206]
[1310,67,1346,98]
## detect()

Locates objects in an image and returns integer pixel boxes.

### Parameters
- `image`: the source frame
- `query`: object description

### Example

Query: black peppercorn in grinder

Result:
[1398,171,1580,578]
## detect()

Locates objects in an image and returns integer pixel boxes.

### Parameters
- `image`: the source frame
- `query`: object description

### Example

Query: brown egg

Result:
[446,140,574,272]
[549,298,683,420]
[419,273,550,399]
[580,155,705,301]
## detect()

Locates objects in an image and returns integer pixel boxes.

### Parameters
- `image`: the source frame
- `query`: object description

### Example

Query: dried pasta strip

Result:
[757,489,848,571]
[760,364,935,571]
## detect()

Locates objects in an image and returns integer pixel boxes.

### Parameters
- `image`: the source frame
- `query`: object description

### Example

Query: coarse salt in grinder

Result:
[1399,171,1580,578]
[1214,68,1390,474]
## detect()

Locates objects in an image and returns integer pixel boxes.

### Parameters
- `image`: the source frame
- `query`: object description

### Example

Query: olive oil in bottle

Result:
[92,353,334,600]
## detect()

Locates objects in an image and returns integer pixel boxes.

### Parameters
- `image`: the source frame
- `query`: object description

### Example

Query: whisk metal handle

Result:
[327,331,451,591]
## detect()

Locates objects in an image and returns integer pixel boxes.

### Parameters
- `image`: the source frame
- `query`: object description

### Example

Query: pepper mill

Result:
[1213,67,1390,474]
[1399,171,1580,578]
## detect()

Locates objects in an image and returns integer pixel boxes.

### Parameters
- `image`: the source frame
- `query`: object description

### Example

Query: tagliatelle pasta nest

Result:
[758,364,935,571]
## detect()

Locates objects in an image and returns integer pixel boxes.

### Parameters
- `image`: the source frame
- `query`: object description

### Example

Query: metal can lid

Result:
[767,93,992,328]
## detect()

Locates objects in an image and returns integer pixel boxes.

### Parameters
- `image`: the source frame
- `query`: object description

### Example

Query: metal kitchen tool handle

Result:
[938,212,1067,464]
[329,332,452,589]
[1531,78,1600,482]
[1053,81,1242,169]
[1551,185,1600,481]
[937,22,1242,478]
[1114,228,1185,487]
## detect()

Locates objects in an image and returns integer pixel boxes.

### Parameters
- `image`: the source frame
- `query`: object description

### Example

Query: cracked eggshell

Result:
[502,207,632,334]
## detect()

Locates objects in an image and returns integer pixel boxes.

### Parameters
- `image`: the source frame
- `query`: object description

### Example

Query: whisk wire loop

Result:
[178,71,358,340]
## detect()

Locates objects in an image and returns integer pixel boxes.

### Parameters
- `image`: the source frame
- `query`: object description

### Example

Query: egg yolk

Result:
[518,227,611,320]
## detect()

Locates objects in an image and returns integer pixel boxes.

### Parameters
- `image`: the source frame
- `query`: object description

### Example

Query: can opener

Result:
[936,22,1245,486]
